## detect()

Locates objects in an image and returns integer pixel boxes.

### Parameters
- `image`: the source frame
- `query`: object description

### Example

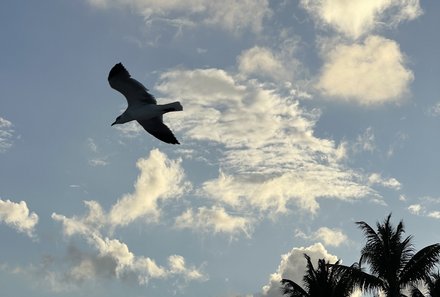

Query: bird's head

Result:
[111,115,123,126]
[112,112,133,126]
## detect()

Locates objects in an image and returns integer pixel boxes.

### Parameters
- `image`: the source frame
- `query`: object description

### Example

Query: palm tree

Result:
[333,214,440,297]
[411,271,440,297]
[281,254,355,297]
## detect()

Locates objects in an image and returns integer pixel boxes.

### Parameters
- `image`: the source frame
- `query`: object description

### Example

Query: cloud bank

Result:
[51,149,204,286]
[157,67,378,217]
[86,0,271,34]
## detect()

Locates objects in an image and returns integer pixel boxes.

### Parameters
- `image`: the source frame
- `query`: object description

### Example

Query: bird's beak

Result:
[111,121,116,126]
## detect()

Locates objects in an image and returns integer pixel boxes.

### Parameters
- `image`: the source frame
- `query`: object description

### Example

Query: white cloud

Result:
[368,173,401,190]
[427,102,440,117]
[63,243,168,286]
[114,121,144,137]
[408,204,423,215]
[87,137,98,153]
[86,0,271,34]
[53,149,189,230]
[316,35,413,105]
[109,149,189,226]
[313,227,348,247]
[89,158,108,167]
[89,234,203,284]
[295,227,349,247]
[157,68,377,215]
[300,0,422,39]
[168,255,205,281]
[86,138,109,166]
[261,243,339,297]
[0,116,14,153]
[238,46,289,82]
[428,211,440,219]
[51,150,203,286]
[53,228,205,286]
[236,33,305,85]
[175,206,253,237]
[354,127,376,153]
[0,199,38,237]
[5,238,205,291]
[407,197,440,219]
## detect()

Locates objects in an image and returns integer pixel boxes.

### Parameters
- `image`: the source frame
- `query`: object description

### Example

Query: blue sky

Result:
[1,1,440,296]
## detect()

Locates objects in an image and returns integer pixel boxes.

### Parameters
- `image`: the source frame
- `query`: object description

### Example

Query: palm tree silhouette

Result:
[333,214,440,297]
[281,254,355,297]
[411,271,440,297]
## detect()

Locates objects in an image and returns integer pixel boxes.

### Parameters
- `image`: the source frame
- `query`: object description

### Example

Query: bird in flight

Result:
[108,63,182,144]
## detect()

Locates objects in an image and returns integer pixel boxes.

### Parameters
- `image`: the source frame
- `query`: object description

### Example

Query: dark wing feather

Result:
[108,63,157,105]
[137,117,179,144]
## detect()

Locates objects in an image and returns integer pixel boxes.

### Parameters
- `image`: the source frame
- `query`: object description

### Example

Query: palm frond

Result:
[331,263,384,293]
[400,244,440,286]
[425,270,440,297]
[356,220,383,273]
[410,285,425,297]
[281,279,309,297]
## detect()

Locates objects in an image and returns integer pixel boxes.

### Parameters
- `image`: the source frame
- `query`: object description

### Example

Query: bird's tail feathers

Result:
[162,101,183,113]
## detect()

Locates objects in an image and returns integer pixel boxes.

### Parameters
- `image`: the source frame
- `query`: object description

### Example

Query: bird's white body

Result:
[108,63,182,144]
[117,102,183,124]
[130,102,182,122]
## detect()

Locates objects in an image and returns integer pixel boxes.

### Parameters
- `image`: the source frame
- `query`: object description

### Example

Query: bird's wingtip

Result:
[108,62,130,80]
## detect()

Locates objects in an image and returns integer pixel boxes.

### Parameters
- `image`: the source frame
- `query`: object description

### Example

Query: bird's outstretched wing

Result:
[108,63,156,105]
[137,117,180,144]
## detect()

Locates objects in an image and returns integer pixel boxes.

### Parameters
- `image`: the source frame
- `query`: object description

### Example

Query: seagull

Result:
[108,63,182,144]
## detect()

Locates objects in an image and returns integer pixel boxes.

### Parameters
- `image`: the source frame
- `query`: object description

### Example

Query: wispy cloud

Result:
[427,102,440,117]
[86,138,109,166]
[295,227,349,247]
[0,199,38,237]
[408,203,423,215]
[300,0,422,39]
[368,173,401,190]
[353,127,376,153]
[408,196,440,219]
[157,67,378,216]
[86,0,271,34]
[88,158,109,167]
[238,46,292,83]
[175,206,253,238]
[114,121,145,137]
[0,116,15,153]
